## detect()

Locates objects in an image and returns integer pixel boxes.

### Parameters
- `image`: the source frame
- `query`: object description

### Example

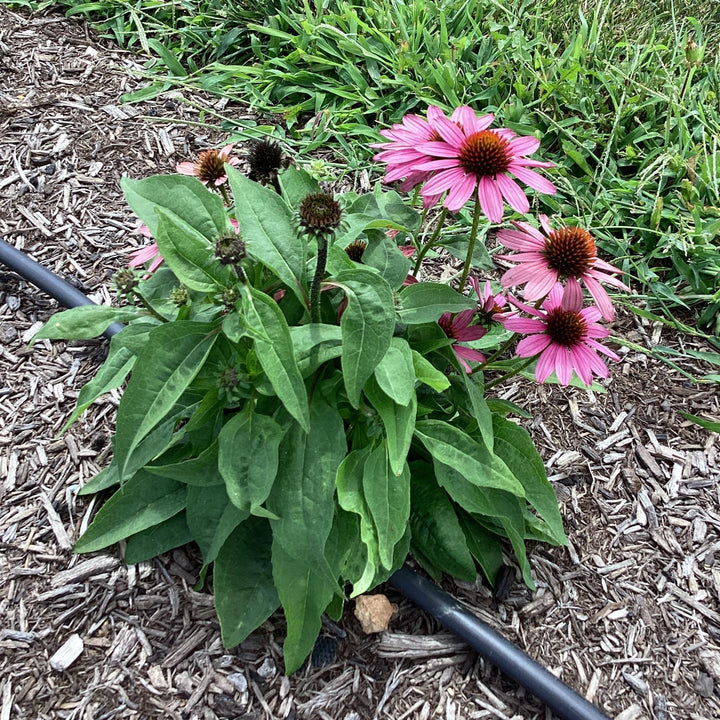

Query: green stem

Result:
[310,234,328,323]
[485,354,539,391]
[413,206,447,277]
[458,195,483,293]
[133,290,170,323]
[218,183,231,206]
[477,332,519,370]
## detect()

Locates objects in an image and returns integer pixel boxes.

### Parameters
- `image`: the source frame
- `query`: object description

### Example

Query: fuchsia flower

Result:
[128,220,239,276]
[497,215,629,321]
[128,225,163,274]
[372,105,461,209]
[502,283,620,386]
[409,109,556,220]
[468,277,507,322]
[438,309,487,373]
[176,144,240,186]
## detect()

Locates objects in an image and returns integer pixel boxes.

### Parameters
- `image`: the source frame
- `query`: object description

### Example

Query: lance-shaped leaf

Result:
[409,464,477,582]
[363,446,410,570]
[226,165,307,305]
[215,518,280,647]
[218,405,284,512]
[492,415,566,545]
[114,322,218,481]
[374,337,416,407]
[362,230,412,290]
[32,305,143,342]
[290,324,343,377]
[242,285,309,431]
[398,282,475,324]
[147,440,224,486]
[154,208,236,292]
[278,166,321,210]
[186,484,249,565]
[364,377,415,477]
[121,174,228,240]
[463,372,494,451]
[74,471,187,553]
[332,268,394,408]
[125,512,194,565]
[411,350,451,392]
[414,420,525,497]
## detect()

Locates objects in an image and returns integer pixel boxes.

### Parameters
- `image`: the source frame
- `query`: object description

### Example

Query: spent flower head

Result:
[438,309,487,373]
[176,144,240,186]
[299,193,342,236]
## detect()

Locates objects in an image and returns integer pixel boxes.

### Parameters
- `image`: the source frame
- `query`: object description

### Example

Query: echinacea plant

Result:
[34,107,628,674]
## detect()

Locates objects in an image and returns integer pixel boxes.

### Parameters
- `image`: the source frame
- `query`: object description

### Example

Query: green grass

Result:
[4,0,720,339]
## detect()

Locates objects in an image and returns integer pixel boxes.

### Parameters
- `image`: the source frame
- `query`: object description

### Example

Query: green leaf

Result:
[124,512,193,565]
[114,322,218,481]
[463,373,494,451]
[272,541,336,674]
[242,286,309,431]
[278,165,321,210]
[363,447,410,570]
[409,464,477,582]
[333,268,395,408]
[458,513,505,586]
[154,208,236,292]
[364,377,416,477]
[218,405,284,511]
[147,440,224,486]
[61,342,135,432]
[74,471,187,553]
[121,174,228,241]
[336,448,381,596]
[362,230,412,290]
[492,415,566,545]
[438,231,493,269]
[290,324,343,376]
[32,305,142,342]
[414,420,525,497]
[374,337,415,406]
[215,518,280,647]
[186,484,249,565]
[226,165,307,305]
[147,37,187,77]
[398,282,475,324]
[679,410,720,433]
[412,350,451,392]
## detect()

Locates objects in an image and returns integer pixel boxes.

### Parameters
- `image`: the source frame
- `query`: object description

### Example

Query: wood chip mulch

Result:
[1,7,719,720]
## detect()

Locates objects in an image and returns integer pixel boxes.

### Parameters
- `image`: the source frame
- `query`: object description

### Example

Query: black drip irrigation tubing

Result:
[1,236,611,720]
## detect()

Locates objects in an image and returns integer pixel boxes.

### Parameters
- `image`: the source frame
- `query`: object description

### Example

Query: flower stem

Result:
[219,184,231,206]
[458,195,482,293]
[133,290,170,323]
[413,206,447,277]
[310,234,328,322]
[477,332,518,369]
[484,354,539,390]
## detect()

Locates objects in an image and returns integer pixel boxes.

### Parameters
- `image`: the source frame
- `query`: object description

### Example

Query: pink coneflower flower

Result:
[502,283,620,386]
[497,214,629,321]
[128,219,239,276]
[176,144,240,186]
[372,105,469,208]
[438,309,487,373]
[128,225,163,274]
[468,277,507,322]
[410,110,555,221]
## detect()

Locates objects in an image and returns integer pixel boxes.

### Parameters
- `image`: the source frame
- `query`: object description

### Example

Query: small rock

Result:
[174,670,193,694]
[695,672,714,698]
[256,657,276,680]
[354,594,395,634]
[147,665,167,689]
[227,672,248,694]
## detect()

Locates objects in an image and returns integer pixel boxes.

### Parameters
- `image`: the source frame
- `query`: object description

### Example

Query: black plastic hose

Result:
[1,238,611,720]
[0,238,124,339]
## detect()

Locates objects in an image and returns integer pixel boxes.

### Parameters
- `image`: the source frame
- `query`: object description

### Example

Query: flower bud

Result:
[114,268,138,294]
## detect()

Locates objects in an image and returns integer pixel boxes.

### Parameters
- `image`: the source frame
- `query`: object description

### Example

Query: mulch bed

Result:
[1,6,719,720]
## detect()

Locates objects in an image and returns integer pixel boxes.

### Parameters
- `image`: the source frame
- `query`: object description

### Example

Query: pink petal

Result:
[564,277,584,311]
[477,176,504,223]
[496,228,544,251]
[502,316,547,333]
[516,333,552,356]
[507,164,556,195]
[585,338,620,361]
[431,116,466,146]
[546,283,565,309]
[453,308,477,329]
[413,158,463,171]
[444,172,477,212]
[538,215,553,235]
[582,275,614,320]
[422,167,467,196]
[176,162,197,176]
[508,135,541,156]
[496,174,529,215]
[536,343,560,382]
[554,347,573,386]
[523,269,560,301]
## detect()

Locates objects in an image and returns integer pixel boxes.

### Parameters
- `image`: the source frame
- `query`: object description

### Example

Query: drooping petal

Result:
[582,274,615,320]
[477,176,504,223]
[495,174,530,215]
[522,269,560,301]
[563,277,584,312]
[536,343,560,382]
[507,164,556,194]
[444,172,477,212]
[430,115,467,146]
[554,347,574,386]
[508,135,541,156]
[502,316,547,333]
[516,333,552,356]
[422,167,467,196]
[176,161,197,176]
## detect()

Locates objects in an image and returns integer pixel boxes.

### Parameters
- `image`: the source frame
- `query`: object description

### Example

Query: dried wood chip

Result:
[376,633,467,659]
[50,555,120,586]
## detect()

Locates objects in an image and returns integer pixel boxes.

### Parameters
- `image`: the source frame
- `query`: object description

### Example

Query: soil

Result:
[1,6,720,720]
